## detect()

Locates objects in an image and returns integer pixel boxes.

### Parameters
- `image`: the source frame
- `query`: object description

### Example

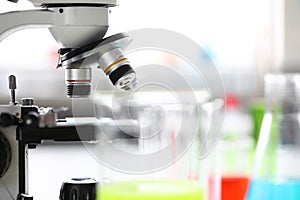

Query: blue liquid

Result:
[247,179,300,200]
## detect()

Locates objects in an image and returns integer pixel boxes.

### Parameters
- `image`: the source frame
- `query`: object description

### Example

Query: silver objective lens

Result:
[65,68,91,98]
[98,48,137,91]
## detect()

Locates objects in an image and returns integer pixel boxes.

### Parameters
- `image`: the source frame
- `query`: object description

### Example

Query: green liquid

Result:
[98,180,205,200]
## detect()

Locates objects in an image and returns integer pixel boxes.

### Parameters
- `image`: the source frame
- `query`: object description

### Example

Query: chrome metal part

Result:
[97,48,128,74]
[38,107,58,128]
[65,68,92,82]
[65,68,92,98]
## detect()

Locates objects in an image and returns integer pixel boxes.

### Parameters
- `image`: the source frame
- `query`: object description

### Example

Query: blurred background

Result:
[1,0,300,200]
[0,0,292,103]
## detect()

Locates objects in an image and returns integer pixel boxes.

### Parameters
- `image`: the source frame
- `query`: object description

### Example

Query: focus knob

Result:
[23,112,39,127]
[0,131,11,179]
[0,112,15,127]
[59,178,97,200]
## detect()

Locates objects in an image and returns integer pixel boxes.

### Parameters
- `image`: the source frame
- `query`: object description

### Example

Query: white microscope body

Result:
[0,0,136,199]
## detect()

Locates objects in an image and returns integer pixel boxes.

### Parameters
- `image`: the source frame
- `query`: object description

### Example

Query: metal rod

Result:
[18,141,27,195]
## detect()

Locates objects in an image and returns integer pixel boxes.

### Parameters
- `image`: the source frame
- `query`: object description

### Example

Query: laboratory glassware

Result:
[247,74,300,200]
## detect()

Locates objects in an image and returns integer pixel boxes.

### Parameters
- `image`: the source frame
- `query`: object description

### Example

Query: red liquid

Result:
[221,176,250,200]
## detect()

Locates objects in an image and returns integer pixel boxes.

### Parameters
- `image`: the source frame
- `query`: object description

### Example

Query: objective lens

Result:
[109,64,137,91]
[65,68,91,98]
[66,84,91,98]
[97,48,137,91]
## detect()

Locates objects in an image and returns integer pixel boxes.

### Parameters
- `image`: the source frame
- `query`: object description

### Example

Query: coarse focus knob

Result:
[60,178,97,200]
[23,112,39,127]
[0,112,15,127]
[0,131,12,179]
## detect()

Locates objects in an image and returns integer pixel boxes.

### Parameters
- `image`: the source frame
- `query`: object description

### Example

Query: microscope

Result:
[0,0,137,199]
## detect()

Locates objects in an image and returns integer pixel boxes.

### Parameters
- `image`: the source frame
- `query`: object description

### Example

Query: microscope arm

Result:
[0,9,54,42]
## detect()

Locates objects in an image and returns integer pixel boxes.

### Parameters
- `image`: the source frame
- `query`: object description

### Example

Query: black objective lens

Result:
[109,64,134,85]
[108,64,136,91]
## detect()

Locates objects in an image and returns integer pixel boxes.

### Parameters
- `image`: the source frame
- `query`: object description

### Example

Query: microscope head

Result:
[41,0,136,97]
[48,6,109,49]
[4,0,117,48]
[8,0,137,97]
[24,0,116,49]
[32,0,117,49]
[0,0,136,98]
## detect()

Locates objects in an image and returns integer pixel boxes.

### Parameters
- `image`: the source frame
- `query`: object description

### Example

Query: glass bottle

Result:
[92,90,212,200]
[218,95,253,200]
[247,74,300,200]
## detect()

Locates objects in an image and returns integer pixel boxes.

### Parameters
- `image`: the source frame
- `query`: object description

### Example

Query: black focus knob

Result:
[23,112,39,127]
[60,178,97,200]
[0,131,12,179]
[0,112,15,127]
